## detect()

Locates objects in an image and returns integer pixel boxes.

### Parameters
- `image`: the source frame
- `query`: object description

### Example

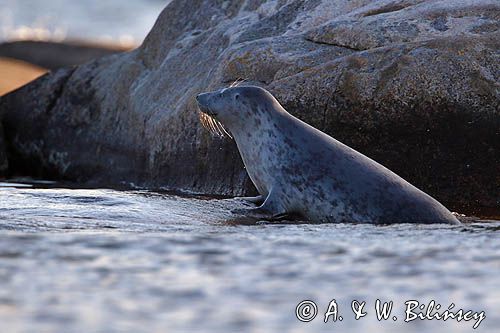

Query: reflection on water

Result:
[0,0,169,44]
[0,183,499,332]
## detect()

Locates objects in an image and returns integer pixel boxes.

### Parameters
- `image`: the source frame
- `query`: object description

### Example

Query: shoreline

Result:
[0,56,47,96]
[0,39,134,96]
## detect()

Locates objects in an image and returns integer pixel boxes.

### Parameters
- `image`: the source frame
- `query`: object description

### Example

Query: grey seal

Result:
[196,85,460,224]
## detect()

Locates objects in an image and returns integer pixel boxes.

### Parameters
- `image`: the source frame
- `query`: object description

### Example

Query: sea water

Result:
[0,182,498,332]
[0,0,168,44]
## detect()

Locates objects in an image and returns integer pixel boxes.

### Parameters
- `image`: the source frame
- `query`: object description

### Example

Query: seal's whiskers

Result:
[229,78,246,88]
[198,111,233,139]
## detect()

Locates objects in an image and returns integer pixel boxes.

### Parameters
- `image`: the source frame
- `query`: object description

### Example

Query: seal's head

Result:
[196,85,280,138]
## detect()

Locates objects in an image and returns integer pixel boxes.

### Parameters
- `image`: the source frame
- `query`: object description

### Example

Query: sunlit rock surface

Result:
[0,0,498,211]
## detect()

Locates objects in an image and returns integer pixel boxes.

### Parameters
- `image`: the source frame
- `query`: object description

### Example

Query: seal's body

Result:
[196,86,459,224]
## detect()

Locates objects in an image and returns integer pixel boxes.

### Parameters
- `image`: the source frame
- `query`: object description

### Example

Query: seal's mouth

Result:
[196,102,217,117]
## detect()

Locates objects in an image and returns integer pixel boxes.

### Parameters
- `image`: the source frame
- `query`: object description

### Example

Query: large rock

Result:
[0,122,7,176]
[0,0,499,212]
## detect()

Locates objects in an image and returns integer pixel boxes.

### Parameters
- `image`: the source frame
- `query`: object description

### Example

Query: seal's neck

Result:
[232,110,288,148]
[231,110,294,195]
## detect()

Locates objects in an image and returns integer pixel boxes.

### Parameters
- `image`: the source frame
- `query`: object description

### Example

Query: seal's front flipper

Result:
[259,188,286,215]
[232,189,286,220]
[237,195,265,205]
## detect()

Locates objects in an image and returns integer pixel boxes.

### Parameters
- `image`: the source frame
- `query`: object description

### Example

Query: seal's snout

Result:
[196,93,209,105]
[196,92,215,116]
[195,94,204,109]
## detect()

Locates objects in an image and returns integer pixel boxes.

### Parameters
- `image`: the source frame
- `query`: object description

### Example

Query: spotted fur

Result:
[196,86,460,224]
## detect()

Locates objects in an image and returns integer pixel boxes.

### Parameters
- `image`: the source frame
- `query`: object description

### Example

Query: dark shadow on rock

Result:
[0,121,7,176]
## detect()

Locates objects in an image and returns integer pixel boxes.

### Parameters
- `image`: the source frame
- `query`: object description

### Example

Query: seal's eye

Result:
[234,94,240,100]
